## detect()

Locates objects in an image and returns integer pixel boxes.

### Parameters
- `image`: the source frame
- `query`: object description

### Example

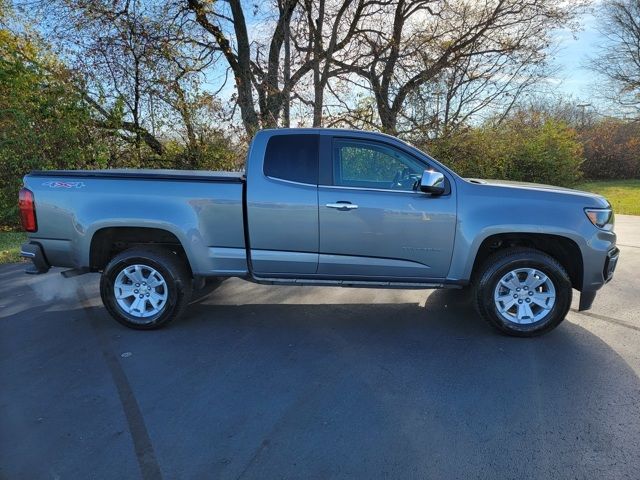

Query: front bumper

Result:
[20,242,50,274]
[579,245,619,311]
[603,247,619,283]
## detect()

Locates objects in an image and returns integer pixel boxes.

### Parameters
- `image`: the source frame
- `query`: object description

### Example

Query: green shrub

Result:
[0,32,107,227]
[424,113,584,186]
[162,133,244,172]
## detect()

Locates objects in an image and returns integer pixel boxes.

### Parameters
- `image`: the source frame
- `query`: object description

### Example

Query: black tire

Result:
[473,247,572,337]
[100,247,192,330]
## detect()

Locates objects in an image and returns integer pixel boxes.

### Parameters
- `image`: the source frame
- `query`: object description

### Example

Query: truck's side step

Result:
[250,276,463,289]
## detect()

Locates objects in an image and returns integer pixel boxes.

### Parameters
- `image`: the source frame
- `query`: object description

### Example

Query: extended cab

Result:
[19,129,619,336]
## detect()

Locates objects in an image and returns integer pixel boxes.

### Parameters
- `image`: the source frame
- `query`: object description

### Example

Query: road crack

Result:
[78,288,163,480]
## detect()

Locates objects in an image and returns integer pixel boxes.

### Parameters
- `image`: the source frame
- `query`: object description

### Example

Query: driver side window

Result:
[333,139,424,191]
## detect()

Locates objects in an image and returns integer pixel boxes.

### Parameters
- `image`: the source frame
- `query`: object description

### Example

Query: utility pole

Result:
[576,103,592,129]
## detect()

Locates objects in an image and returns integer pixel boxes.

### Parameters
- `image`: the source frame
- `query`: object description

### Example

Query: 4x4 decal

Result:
[42,181,86,189]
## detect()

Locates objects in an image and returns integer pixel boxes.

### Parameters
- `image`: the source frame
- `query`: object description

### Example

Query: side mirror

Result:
[419,170,446,195]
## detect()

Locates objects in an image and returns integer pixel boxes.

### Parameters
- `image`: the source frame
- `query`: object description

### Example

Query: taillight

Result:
[19,188,37,232]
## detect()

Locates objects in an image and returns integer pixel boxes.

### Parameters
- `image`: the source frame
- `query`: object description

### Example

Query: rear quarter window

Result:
[264,134,319,184]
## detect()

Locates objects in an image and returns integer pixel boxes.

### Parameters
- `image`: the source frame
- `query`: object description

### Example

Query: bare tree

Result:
[19,1,162,158]
[15,0,222,160]
[402,42,555,139]
[589,0,640,115]
[332,0,584,135]
[185,0,298,135]
[184,0,381,134]
[294,0,379,126]
[15,0,588,146]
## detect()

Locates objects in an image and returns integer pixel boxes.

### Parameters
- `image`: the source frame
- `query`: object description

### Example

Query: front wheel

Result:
[473,247,572,337]
[100,247,192,330]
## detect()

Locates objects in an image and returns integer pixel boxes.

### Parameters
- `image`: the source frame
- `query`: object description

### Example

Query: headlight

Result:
[585,208,614,230]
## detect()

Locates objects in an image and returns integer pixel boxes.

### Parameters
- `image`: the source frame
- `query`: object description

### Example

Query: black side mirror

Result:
[419,170,446,195]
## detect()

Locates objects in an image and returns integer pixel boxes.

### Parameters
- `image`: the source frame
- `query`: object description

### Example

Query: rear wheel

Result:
[100,247,192,330]
[473,247,572,337]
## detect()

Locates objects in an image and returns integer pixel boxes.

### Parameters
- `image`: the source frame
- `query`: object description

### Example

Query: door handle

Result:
[326,202,358,211]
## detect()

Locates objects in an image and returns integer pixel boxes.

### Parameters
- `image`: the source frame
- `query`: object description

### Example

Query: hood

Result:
[465,178,610,206]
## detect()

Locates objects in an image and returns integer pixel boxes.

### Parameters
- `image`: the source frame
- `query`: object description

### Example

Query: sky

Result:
[552,10,602,103]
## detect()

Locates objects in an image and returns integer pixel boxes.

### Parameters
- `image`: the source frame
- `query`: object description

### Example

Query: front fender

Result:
[449,181,600,283]
[449,223,588,283]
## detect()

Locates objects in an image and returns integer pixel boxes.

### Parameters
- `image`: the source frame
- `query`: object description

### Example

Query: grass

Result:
[0,231,26,264]
[575,179,640,216]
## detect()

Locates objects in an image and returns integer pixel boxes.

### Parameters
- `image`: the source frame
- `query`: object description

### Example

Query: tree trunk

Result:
[228,0,260,136]
[312,0,325,127]
[187,0,260,137]
[378,107,398,135]
[262,0,297,128]
[282,0,291,128]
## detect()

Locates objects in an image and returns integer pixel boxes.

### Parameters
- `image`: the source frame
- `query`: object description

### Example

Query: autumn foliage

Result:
[580,120,640,180]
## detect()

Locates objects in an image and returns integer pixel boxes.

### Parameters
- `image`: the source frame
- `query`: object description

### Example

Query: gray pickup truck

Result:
[19,128,619,336]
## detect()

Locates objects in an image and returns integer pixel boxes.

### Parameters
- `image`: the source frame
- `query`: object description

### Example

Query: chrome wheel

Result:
[114,264,168,320]
[493,268,556,325]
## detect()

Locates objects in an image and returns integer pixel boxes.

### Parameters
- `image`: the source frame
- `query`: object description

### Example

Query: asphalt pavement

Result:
[1,216,639,479]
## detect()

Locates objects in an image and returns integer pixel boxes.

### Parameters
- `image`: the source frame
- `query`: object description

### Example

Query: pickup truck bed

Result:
[23,168,248,277]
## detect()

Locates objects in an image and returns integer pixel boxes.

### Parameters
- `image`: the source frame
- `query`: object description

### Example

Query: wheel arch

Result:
[470,232,584,291]
[89,226,194,276]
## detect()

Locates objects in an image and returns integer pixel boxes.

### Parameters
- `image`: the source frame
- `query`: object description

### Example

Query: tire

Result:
[473,247,572,337]
[100,247,192,330]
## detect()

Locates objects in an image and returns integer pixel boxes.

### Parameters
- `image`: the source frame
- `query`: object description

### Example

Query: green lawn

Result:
[575,179,640,216]
[0,232,26,264]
